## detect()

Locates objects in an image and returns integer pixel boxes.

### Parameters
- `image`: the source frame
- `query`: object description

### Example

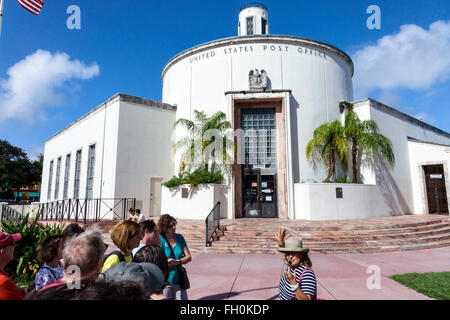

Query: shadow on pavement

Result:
[197,286,279,300]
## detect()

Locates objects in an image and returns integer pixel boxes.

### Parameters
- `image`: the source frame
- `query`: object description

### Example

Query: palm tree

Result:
[173,110,233,174]
[343,103,394,183]
[306,120,348,182]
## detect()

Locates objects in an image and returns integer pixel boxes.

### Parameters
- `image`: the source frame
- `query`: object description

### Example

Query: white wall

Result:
[408,140,450,213]
[162,36,354,220]
[40,96,120,203]
[294,183,382,220]
[353,99,450,217]
[114,99,176,217]
[161,184,226,220]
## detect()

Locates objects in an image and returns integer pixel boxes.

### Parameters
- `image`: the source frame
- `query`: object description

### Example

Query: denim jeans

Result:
[163,284,188,300]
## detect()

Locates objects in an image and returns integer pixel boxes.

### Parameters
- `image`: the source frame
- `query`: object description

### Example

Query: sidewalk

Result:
[183,246,450,300]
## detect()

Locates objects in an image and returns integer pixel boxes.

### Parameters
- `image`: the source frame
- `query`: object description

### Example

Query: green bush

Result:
[163,169,224,188]
[0,212,65,289]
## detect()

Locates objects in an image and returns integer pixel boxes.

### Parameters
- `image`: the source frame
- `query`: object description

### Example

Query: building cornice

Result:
[224,89,292,95]
[45,93,176,143]
[352,98,450,140]
[407,137,450,148]
[161,35,354,81]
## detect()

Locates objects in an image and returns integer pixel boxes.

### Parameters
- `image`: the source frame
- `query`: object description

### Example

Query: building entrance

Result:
[243,170,277,217]
[423,164,449,214]
[241,108,278,218]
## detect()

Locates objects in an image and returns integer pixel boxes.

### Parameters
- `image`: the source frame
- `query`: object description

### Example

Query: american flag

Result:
[16,0,44,15]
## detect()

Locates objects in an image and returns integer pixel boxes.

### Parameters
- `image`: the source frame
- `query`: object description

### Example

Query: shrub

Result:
[163,169,224,188]
[0,212,65,289]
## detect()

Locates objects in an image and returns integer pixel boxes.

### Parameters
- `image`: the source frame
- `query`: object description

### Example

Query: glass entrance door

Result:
[241,108,278,218]
[243,170,277,217]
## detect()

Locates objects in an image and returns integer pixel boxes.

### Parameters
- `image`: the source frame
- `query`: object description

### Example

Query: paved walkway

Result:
[103,235,449,300]
[183,247,450,300]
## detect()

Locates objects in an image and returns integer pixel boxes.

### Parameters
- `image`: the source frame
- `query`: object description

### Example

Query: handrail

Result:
[205,201,221,247]
[38,198,136,223]
[0,204,24,225]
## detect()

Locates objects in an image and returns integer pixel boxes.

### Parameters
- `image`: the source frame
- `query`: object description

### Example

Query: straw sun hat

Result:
[277,238,309,253]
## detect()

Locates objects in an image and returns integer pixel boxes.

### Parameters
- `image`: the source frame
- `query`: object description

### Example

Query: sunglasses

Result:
[168,223,176,228]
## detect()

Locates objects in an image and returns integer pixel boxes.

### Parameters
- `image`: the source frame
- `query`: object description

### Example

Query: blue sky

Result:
[0,0,449,158]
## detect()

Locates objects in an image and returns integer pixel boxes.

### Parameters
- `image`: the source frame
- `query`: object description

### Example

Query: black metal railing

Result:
[205,201,220,247]
[38,198,136,224]
[0,205,24,225]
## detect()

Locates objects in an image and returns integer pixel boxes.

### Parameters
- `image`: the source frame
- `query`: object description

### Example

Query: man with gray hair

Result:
[25,224,106,300]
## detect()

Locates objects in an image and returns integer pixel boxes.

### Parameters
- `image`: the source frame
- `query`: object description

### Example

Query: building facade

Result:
[40,4,450,220]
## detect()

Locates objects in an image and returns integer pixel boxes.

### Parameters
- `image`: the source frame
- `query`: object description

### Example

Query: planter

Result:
[294,182,389,220]
[161,184,227,220]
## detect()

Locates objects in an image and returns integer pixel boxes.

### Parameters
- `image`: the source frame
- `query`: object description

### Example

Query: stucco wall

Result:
[162,36,354,185]
[161,184,227,220]
[40,96,120,202]
[294,183,382,220]
[114,100,176,217]
[353,99,450,217]
[407,140,450,214]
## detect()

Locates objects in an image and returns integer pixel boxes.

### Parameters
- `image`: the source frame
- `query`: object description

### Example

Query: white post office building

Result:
[40,4,450,221]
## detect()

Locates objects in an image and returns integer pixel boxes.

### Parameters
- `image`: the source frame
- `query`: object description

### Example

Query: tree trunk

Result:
[325,153,336,182]
[352,140,358,183]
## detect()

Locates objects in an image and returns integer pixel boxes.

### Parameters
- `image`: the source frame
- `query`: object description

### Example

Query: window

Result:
[74,150,82,199]
[86,144,96,199]
[63,154,71,199]
[241,109,277,169]
[261,18,267,34]
[54,157,62,200]
[247,17,254,35]
[47,161,54,201]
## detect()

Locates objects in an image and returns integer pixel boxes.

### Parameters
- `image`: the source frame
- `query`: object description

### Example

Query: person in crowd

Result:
[0,232,24,300]
[77,278,150,300]
[128,208,136,221]
[25,225,106,300]
[101,220,142,273]
[276,228,317,300]
[158,214,191,300]
[135,209,146,222]
[132,219,161,257]
[35,234,65,291]
[63,223,85,240]
[103,261,165,299]
[132,244,170,300]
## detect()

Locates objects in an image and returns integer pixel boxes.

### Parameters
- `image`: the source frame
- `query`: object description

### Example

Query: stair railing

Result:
[205,202,221,247]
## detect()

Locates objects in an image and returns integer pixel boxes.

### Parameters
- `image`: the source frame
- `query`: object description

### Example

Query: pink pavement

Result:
[103,237,448,300]
[183,247,450,300]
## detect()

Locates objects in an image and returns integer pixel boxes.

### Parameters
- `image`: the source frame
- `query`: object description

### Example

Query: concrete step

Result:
[188,239,450,255]
[222,219,447,232]
[213,225,450,243]
[39,215,450,255]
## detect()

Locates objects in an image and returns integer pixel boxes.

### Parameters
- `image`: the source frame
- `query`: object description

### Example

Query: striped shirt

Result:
[279,265,317,300]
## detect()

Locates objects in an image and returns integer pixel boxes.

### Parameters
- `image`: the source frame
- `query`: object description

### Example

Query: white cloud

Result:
[0,50,100,123]
[378,90,403,106]
[352,20,450,98]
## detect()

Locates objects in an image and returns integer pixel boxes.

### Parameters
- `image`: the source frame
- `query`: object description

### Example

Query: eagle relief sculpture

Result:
[249,69,268,91]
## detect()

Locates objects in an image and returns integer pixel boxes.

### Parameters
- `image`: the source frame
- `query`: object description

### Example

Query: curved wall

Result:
[162,35,354,182]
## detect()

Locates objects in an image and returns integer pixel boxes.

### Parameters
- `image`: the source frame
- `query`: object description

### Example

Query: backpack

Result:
[103,251,126,265]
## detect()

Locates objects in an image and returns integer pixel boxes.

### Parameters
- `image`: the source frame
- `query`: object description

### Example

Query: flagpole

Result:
[0,0,4,38]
